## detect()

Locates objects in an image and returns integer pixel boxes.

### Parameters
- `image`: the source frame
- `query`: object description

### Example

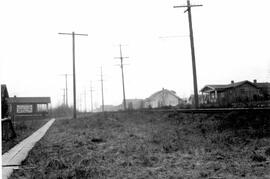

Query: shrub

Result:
[45,158,67,171]
[251,152,267,162]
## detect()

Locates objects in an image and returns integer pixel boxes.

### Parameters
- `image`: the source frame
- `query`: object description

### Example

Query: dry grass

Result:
[10,111,270,178]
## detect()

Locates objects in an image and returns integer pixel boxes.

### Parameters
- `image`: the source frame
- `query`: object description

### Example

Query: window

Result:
[17,105,33,113]
[37,104,48,112]
[220,93,225,98]
[240,88,248,95]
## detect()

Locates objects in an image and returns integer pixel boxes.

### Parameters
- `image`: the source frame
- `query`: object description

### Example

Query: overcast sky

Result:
[1,0,269,110]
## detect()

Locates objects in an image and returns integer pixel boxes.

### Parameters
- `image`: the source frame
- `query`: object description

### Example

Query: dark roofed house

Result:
[200,80,261,107]
[253,80,270,100]
[8,97,51,118]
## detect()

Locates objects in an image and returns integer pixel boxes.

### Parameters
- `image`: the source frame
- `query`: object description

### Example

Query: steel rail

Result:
[141,107,270,114]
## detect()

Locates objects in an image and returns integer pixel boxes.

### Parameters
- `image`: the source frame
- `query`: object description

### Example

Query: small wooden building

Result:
[8,97,51,118]
[200,80,261,106]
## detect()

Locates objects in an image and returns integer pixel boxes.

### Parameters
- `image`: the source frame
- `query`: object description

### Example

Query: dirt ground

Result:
[2,118,50,154]
[10,111,270,179]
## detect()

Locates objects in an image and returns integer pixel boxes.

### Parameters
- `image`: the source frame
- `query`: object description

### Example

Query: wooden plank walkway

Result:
[2,118,55,179]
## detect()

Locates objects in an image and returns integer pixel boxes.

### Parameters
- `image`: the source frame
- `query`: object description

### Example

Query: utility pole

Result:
[58,32,88,119]
[89,81,95,112]
[100,66,105,113]
[61,88,66,106]
[174,0,202,109]
[79,95,82,112]
[60,74,71,106]
[84,88,87,112]
[114,44,128,110]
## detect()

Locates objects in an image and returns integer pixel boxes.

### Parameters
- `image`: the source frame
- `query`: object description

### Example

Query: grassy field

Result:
[10,111,270,178]
[2,117,50,154]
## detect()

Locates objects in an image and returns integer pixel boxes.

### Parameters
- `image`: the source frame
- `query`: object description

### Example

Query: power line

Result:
[174,0,202,109]
[114,44,128,110]
[58,32,88,119]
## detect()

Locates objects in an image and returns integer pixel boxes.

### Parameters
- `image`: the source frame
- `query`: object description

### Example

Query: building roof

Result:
[126,99,144,103]
[255,82,270,88]
[145,88,181,101]
[8,97,51,104]
[200,80,259,93]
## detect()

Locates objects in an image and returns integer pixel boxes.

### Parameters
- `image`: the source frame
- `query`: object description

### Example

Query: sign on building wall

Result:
[16,105,33,113]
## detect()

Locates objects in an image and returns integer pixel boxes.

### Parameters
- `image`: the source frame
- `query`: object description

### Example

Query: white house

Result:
[144,88,183,108]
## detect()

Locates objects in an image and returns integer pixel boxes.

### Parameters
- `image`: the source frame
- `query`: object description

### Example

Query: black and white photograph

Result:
[1,0,270,178]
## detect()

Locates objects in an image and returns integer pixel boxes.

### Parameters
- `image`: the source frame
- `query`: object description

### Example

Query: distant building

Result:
[8,97,51,118]
[125,99,144,110]
[94,105,121,112]
[200,80,261,106]
[144,88,183,108]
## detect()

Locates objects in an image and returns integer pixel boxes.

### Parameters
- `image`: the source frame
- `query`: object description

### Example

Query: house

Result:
[8,97,51,118]
[254,80,270,100]
[200,80,261,106]
[144,88,183,108]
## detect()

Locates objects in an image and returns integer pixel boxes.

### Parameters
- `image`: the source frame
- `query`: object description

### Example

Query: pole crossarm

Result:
[173,5,203,8]
[114,57,129,59]
[58,32,88,36]
[174,1,202,13]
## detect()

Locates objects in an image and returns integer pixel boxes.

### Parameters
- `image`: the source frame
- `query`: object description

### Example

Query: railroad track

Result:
[134,107,270,114]
[78,107,270,117]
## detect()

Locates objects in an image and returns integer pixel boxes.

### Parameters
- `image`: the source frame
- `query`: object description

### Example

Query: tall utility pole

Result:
[58,32,88,119]
[100,67,105,113]
[114,44,128,110]
[89,81,95,112]
[174,0,202,109]
[60,74,71,106]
